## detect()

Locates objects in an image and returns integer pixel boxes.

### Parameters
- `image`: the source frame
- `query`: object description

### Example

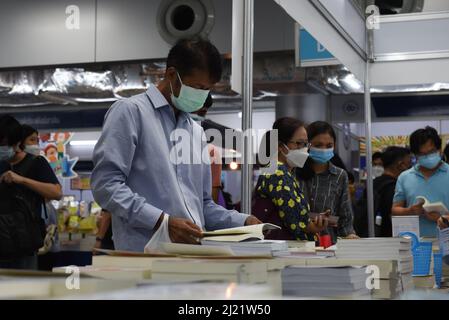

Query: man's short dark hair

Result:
[166,38,223,83]
[381,146,411,169]
[372,152,383,161]
[409,126,442,155]
[0,115,23,146]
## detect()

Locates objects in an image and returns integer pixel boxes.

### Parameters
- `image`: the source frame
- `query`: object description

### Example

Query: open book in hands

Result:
[309,212,339,227]
[201,223,281,242]
[416,196,449,215]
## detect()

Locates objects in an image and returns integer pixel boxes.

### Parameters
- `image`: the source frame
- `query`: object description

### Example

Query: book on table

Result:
[201,223,281,242]
[281,265,372,298]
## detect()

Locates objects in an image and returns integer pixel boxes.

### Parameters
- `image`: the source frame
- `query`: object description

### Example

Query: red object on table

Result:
[319,234,332,249]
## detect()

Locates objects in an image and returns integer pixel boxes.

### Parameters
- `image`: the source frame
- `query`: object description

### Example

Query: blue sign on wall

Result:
[297,25,339,67]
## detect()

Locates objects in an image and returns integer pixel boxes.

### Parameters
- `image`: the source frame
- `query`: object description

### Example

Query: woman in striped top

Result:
[297,121,359,244]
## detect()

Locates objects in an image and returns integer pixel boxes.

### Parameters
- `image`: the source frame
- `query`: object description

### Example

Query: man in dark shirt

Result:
[0,115,62,269]
[373,146,412,237]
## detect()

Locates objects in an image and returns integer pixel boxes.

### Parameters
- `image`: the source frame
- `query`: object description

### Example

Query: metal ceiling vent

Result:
[373,0,424,14]
[157,0,215,44]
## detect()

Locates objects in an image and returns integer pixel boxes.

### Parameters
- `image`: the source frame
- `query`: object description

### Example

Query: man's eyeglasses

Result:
[288,140,310,149]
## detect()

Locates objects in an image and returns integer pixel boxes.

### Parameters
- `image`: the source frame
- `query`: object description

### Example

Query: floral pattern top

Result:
[256,162,316,241]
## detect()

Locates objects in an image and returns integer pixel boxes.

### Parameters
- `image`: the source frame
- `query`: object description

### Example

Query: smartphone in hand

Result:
[309,211,339,227]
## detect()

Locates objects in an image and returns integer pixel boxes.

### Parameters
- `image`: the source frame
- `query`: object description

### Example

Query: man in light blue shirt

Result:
[393,126,449,238]
[91,39,260,252]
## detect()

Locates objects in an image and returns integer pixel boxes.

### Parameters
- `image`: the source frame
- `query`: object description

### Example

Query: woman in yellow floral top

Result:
[256,117,328,240]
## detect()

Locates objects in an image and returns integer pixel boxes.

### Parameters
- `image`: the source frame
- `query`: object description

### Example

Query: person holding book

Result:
[255,117,328,241]
[392,126,449,237]
[91,38,261,252]
[296,121,358,244]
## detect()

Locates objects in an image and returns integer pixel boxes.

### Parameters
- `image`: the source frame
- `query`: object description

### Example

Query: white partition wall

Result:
[371,11,449,86]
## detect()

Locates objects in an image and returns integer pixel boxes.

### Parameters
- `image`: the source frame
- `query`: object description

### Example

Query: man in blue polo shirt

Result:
[392,126,449,238]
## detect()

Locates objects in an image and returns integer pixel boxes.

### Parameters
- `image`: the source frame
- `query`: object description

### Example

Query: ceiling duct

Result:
[39,68,117,103]
[305,64,449,94]
[157,0,215,45]
[2,50,449,108]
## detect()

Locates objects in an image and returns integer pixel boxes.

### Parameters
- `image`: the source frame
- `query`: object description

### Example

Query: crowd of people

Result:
[1,38,449,270]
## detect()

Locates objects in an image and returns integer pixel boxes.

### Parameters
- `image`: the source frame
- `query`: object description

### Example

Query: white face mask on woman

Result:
[24,144,41,156]
[283,144,309,168]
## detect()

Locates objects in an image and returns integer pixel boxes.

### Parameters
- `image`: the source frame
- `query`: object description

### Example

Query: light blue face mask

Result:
[170,72,210,113]
[418,152,441,169]
[309,147,334,164]
[0,146,15,162]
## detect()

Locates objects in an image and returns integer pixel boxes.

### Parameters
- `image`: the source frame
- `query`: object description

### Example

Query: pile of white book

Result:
[335,238,414,298]
[0,270,137,299]
[200,239,290,257]
[150,258,285,296]
[281,265,372,299]
[81,252,285,296]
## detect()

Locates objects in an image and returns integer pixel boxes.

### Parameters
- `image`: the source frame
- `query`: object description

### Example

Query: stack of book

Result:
[195,223,289,257]
[335,238,414,298]
[53,265,153,281]
[336,238,412,260]
[281,265,372,299]
[200,239,289,257]
[279,256,410,299]
[0,270,137,299]
[91,253,285,295]
[150,258,284,295]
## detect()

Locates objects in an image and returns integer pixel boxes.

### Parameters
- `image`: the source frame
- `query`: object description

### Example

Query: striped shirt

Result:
[300,162,355,243]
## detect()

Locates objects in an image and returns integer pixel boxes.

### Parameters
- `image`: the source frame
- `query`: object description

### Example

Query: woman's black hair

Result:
[20,124,38,150]
[22,124,38,141]
[258,117,304,166]
[306,121,337,142]
[297,121,340,181]
[273,117,305,145]
[0,115,23,147]
[409,126,442,155]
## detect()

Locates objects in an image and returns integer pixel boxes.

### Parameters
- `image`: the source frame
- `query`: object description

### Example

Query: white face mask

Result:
[372,165,384,178]
[24,145,41,156]
[283,145,309,168]
[0,145,15,162]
